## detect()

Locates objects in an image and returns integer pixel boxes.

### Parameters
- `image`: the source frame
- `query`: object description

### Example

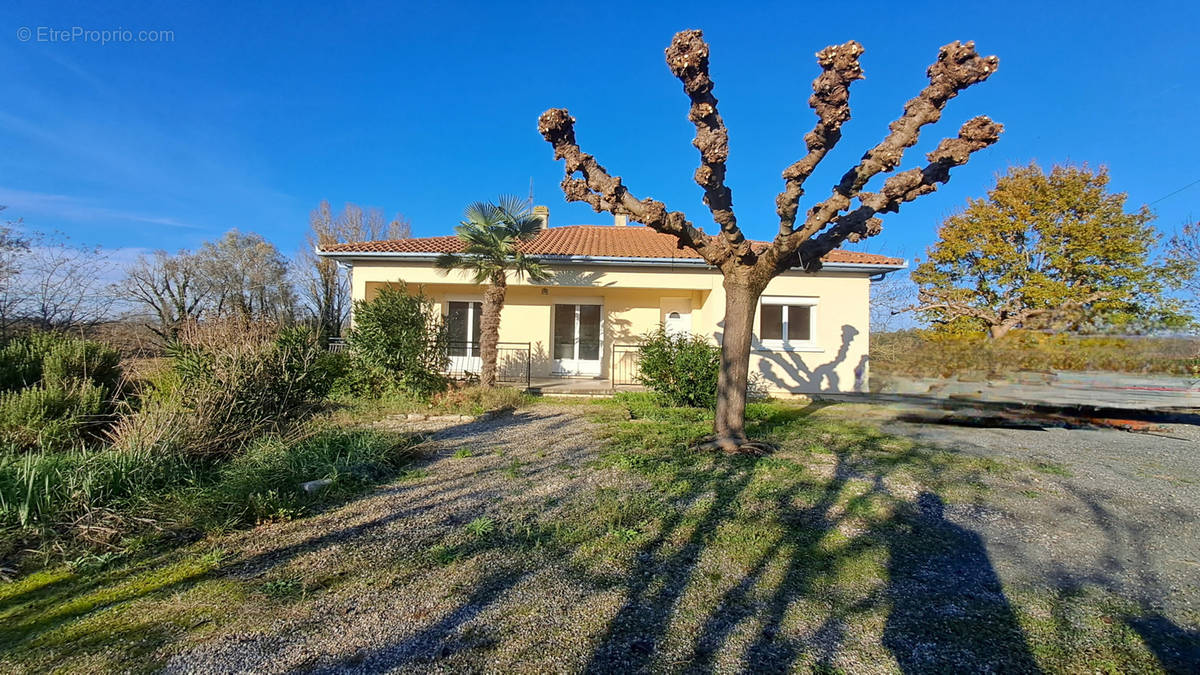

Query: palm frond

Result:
[463,201,503,228]
[442,197,555,287]
[433,252,463,274]
[510,214,546,241]
[496,194,532,219]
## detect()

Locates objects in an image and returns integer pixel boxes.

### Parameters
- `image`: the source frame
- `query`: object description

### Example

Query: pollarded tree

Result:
[538,30,1001,451]
[910,163,1178,338]
[435,197,550,388]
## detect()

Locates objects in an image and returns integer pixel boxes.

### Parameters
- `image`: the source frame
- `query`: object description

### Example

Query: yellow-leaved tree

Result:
[910,163,1182,337]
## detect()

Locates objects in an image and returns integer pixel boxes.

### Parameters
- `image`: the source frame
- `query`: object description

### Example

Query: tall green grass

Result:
[0,428,420,560]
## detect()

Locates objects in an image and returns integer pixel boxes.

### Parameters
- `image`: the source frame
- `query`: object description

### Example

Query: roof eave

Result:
[316,249,906,274]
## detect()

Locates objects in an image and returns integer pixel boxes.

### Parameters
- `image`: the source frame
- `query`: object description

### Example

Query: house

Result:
[317,210,906,394]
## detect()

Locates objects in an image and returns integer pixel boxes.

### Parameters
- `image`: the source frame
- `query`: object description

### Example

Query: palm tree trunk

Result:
[479,272,506,387]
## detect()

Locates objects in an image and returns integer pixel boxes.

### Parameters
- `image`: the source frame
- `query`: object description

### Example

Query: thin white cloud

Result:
[0,187,202,230]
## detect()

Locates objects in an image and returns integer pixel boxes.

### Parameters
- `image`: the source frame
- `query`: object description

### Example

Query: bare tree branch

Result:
[774,41,998,262]
[665,30,744,253]
[797,116,1004,269]
[538,108,731,266]
[774,41,864,239]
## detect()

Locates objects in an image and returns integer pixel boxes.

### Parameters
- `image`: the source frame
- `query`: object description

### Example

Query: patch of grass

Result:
[0,547,236,673]
[66,552,126,574]
[259,576,302,599]
[1032,460,1072,477]
[452,448,473,458]
[397,467,430,481]
[504,458,522,478]
[465,517,495,539]
[427,543,463,566]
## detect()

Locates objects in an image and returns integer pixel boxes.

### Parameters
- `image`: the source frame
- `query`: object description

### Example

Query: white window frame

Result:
[757,296,820,352]
[445,296,483,357]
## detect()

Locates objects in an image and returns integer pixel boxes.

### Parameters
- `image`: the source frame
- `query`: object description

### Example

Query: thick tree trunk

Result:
[479,272,506,387]
[988,322,1013,339]
[711,273,768,451]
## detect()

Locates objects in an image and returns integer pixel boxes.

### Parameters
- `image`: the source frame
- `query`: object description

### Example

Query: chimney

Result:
[532,205,549,228]
[614,213,628,227]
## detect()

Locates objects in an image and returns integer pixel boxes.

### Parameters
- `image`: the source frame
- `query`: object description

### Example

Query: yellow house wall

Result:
[349,259,871,393]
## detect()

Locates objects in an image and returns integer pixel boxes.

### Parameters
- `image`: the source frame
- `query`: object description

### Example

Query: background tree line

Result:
[0,201,409,346]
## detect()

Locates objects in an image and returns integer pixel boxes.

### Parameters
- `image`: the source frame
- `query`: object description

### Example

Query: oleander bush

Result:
[346,283,449,398]
[110,321,333,457]
[636,326,721,408]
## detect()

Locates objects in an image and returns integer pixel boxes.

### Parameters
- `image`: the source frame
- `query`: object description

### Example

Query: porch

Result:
[443,340,645,393]
[527,377,644,396]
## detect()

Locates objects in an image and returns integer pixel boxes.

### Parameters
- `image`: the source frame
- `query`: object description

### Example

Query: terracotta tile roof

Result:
[319,225,904,267]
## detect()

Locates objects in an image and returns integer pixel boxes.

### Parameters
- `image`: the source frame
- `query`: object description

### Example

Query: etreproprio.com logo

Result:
[17,26,174,44]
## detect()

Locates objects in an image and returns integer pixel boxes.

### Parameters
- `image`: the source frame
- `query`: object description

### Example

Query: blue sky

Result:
[2,0,1198,265]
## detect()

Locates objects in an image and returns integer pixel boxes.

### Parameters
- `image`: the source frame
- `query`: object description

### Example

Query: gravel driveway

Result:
[157,401,1200,673]
[859,406,1200,616]
[163,405,639,673]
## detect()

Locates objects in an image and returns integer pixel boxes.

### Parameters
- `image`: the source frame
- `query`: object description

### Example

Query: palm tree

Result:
[435,196,551,387]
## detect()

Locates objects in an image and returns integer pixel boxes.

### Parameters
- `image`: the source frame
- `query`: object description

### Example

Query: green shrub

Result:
[0,332,121,393]
[0,333,122,452]
[636,326,721,408]
[347,283,449,398]
[111,322,332,457]
[0,380,108,451]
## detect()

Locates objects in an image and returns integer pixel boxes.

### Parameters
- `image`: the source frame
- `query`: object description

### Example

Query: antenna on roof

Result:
[528,177,534,207]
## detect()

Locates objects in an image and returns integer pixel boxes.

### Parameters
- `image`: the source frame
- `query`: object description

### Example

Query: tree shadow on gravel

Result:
[579,404,1043,673]
[1127,614,1200,674]
[881,492,1039,673]
[310,567,532,673]
[218,401,1192,673]
[583,457,761,672]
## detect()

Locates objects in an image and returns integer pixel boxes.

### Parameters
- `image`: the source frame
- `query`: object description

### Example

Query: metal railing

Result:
[327,338,531,388]
[611,343,642,386]
[443,340,531,388]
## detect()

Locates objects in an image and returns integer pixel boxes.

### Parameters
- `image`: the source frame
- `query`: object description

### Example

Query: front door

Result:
[662,298,693,336]
[446,300,482,377]
[553,303,602,376]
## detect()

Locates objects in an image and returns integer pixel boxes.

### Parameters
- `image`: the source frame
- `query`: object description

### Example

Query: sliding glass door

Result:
[553,303,602,376]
